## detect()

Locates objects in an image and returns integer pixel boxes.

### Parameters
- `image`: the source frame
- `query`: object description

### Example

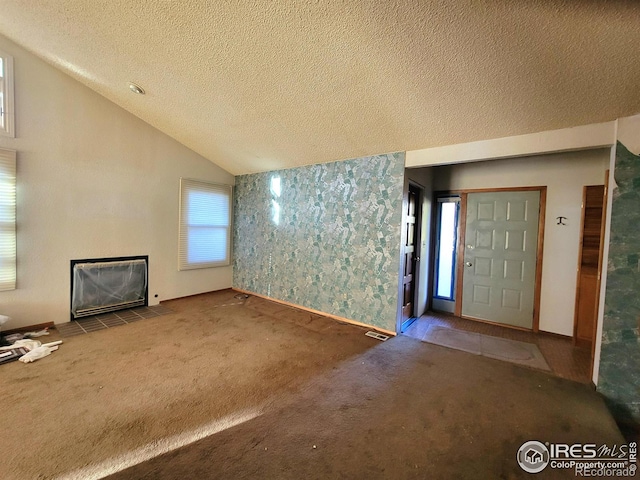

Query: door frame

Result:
[434,186,546,332]
[429,194,461,313]
[396,178,424,333]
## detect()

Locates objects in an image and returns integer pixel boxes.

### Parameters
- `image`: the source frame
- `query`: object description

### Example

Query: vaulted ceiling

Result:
[1,1,639,175]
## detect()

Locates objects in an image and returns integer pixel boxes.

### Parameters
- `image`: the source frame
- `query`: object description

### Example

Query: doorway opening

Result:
[573,179,608,380]
[405,186,591,382]
[428,187,545,332]
[398,180,426,334]
[402,151,610,383]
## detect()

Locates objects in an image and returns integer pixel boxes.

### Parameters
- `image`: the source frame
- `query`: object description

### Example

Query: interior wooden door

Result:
[401,185,419,324]
[574,185,605,347]
[461,190,541,328]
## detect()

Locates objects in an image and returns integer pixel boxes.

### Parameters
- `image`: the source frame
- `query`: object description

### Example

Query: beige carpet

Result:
[0,290,621,479]
[422,324,551,371]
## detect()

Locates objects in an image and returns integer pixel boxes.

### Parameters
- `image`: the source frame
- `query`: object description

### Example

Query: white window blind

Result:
[0,50,15,137]
[179,178,232,270]
[0,148,16,291]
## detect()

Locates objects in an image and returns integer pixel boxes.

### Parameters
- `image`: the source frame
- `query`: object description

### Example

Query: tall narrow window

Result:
[434,196,460,301]
[0,148,16,291]
[0,50,15,137]
[179,178,232,270]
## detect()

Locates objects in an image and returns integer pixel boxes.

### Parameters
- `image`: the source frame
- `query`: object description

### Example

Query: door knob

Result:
[465,262,473,267]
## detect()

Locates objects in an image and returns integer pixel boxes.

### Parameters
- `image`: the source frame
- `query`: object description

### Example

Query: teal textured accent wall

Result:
[598,141,640,429]
[233,153,405,332]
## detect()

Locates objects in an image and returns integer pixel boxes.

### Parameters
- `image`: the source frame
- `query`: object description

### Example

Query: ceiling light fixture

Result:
[128,82,145,95]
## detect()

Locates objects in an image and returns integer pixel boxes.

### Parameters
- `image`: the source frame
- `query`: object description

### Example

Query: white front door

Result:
[461,190,540,329]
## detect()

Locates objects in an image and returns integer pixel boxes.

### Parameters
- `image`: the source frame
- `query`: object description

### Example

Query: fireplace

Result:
[70,256,148,319]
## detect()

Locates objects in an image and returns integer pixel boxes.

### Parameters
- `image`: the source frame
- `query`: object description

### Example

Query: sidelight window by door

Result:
[434,197,460,301]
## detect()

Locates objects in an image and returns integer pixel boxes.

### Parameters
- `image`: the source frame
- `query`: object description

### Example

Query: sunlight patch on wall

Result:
[270,175,281,226]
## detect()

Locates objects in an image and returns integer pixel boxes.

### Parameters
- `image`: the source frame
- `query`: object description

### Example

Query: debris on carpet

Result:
[0,338,63,365]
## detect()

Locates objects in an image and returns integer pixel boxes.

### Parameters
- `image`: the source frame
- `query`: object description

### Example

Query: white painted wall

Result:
[0,35,234,329]
[430,149,609,336]
[406,121,616,168]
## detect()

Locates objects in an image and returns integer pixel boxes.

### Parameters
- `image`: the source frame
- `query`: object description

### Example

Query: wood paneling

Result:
[574,185,605,347]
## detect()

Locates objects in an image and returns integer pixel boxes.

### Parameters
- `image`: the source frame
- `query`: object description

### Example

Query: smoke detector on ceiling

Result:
[128,82,145,95]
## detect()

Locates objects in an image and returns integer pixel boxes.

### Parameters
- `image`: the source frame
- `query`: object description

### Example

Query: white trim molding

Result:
[406,121,617,168]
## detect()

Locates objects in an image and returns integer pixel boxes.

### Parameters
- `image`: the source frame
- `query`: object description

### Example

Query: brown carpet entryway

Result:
[0,290,622,479]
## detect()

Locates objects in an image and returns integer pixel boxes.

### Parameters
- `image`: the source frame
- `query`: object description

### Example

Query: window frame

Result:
[178,178,233,271]
[0,148,16,291]
[432,195,460,302]
[0,50,15,138]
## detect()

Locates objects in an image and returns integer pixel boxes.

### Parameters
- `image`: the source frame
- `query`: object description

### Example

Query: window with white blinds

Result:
[0,148,16,291]
[0,50,15,137]
[179,178,232,270]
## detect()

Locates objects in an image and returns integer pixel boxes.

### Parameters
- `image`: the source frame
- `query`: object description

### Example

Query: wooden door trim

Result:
[572,186,589,343]
[454,186,546,331]
[533,187,546,333]
[396,176,410,333]
[409,181,424,320]
[402,184,417,320]
[397,177,421,333]
[427,191,439,312]
[453,192,467,317]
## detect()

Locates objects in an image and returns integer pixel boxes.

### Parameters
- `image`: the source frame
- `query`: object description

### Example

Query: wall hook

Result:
[556,216,567,225]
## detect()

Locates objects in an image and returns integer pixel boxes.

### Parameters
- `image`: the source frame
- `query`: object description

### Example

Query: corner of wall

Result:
[596,116,640,431]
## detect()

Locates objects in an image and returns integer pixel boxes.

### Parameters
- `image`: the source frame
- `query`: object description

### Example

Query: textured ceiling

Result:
[1,1,639,175]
